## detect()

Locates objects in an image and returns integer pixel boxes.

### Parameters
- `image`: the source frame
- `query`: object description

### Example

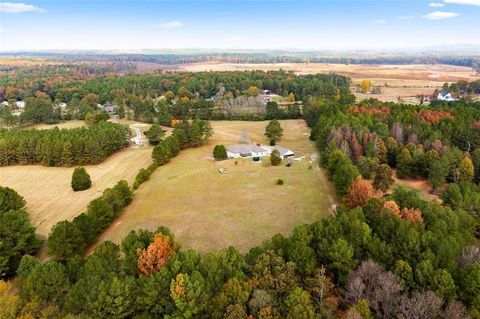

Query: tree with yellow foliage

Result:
[458,155,474,182]
[288,92,295,102]
[360,80,372,93]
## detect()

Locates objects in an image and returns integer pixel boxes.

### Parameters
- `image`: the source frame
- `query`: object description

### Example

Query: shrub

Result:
[270,149,282,166]
[213,145,228,161]
[276,178,284,185]
[71,167,91,191]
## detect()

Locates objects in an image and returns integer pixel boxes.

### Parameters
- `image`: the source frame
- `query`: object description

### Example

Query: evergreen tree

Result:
[213,145,228,160]
[71,167,92,191]
[265,120,283,145]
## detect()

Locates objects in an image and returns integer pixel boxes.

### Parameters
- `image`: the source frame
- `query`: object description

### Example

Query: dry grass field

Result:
[0,125,154,238]
[93,120,336,253]
[29,120,86,130]
[177,62,479,104]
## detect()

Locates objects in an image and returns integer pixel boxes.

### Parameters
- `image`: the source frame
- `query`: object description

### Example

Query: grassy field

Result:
[93,120,336,253]
[29,120,86,130]
[0,130,153,239]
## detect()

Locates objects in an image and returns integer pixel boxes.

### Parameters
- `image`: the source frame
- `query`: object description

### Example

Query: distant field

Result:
[93,120,336,253]
[29,120,86,130]
[176,62,479,104]
[0,125,153,238]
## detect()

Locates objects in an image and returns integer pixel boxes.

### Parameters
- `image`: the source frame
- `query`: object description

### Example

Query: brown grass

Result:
[92,120,336,253]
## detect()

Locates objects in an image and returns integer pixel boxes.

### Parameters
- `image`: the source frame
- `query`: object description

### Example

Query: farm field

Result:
[94,119,336,253]
[175,62,479,103]
[29,120,86,130]
[0,129,153,238]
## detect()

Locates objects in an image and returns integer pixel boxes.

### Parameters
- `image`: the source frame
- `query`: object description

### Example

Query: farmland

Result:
[94,119,336,253]
[176,62,478,103]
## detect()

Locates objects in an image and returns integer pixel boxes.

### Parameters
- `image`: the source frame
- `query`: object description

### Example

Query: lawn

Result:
[94,120,336,253]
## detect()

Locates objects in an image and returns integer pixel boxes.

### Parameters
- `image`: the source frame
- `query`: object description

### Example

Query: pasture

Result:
[94,120,336,253]
[0,125,153,238]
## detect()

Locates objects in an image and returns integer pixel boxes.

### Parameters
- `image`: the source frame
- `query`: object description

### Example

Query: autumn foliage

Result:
[138,234,175,275]
[382,200,423,224]
[347,178,381,208]
[418,109,453,124]
[348,106,391,118]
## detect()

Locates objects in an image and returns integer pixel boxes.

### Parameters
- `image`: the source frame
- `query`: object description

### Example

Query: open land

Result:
[0,121,154,238]
[93,119,336,253]
[174,62,479,104]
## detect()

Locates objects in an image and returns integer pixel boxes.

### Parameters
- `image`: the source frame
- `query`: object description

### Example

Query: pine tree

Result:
[71,167,92,191]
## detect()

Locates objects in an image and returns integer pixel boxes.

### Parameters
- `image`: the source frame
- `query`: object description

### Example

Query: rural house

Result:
[226,144,294,159]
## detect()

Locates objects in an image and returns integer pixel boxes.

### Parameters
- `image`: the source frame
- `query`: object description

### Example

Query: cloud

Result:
[158,21,184,29]
[422,11,459,19]
[398,15,415,19]
[444,0,480,5]
[0,2,45,13]
[373,19,387,24]
[429,2,445,7]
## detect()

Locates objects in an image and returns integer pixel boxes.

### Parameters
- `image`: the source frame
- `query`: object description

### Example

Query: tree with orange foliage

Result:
[400,207,423,224]
[137,234,175,275]
[382,200,400,217]
[347,178,380,208]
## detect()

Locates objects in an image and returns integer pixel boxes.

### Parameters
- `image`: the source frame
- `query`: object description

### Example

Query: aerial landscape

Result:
[0,0,480,318]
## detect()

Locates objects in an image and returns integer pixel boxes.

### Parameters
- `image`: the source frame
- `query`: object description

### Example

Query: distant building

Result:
[226,144,295,159]
[97,102,117,113]
[54,102,67,109]
[16,101,26,109]
[1,101,9,107]
[260,89,278,102]
[437,92,456,102]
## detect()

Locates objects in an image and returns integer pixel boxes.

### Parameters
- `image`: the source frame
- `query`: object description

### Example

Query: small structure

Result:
[1,101,8,107]
[226,144,294,160]
[16,101,26,109]
[218,168,228,174]
[437,92,456,102]
[260,89,278,102]
[97,102,117,113]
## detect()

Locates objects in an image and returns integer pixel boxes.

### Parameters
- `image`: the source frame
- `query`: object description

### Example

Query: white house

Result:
[226,144,295,159]
[437,92,456,102]
[1,101,9,107]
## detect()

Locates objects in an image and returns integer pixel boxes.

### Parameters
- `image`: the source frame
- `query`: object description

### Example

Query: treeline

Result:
[4,186,479,318]
[0,186,41,279]
[47,180,133,261]
[2,52,478,67]
[0,122,129,166]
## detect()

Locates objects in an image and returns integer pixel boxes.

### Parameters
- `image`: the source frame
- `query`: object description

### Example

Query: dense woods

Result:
[0,122,129,166]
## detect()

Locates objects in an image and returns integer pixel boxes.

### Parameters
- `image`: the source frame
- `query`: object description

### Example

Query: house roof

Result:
[226,144,267,154]
[263,145,295,157]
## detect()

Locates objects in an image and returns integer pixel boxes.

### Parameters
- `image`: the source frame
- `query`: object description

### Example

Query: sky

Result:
[0,0,479,52]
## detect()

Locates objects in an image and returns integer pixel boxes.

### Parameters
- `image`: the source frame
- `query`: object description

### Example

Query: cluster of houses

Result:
[1,100,26,116]
[226,144,295,161]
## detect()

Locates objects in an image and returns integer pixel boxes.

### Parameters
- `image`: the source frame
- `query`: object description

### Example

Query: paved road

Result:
[132,126,142,145]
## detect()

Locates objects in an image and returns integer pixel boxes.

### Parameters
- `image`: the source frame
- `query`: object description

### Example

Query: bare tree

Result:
[391,123,404,144]
[344,260,403,319]
[442,299,468,319]
[398,290,442,319]
[458,245,480,268]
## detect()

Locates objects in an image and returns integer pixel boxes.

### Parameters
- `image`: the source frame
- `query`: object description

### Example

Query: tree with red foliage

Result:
[400,207,423,224]
[347,178,380,208]
[137,234,175,275]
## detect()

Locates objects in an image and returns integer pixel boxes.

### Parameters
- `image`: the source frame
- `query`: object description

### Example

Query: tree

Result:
[246,86,260,97]
[137,234,175,276]
[71,167,92,191]
[284,287,316,319]
[47,221,86,261]
[84,111,109,126]
[0,210,41,279]
[458,155,474,182]
[347,178,379,208]
[213,145,228,161]
[288,92,295,103]
[152,142,171,166]
[265,120,283,145]
[373,164,394,192]
[270,149,282,166]
[360,80,372,93]
[145,124,165,145]
[170,272,206,318]
[428,158,449,191]
[0,186,26,213]
[396,148,412,178]
[91,276,136,318]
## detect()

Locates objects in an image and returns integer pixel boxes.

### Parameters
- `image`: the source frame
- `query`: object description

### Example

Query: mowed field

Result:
[0,122,154,238]
[176,62,479,103]
[94,119,336,253]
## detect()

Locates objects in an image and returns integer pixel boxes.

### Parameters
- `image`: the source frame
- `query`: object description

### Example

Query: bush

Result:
[270,149,282,166]
[71,167,91,192]
[213,145,228,160]
[276,178,284,185]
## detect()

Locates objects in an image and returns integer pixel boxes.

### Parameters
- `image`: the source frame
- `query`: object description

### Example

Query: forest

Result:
[0,122,129,166]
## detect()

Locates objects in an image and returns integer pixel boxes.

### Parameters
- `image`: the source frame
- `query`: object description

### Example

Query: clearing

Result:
[0,122,154,238]
[93,120,336,253]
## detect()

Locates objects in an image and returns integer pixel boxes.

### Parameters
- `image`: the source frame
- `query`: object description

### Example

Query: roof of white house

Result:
[437,92,456,101]
[227,144,267,154]
[16,101,26,108]
[262,145,295,157]
[1,101,8,106]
